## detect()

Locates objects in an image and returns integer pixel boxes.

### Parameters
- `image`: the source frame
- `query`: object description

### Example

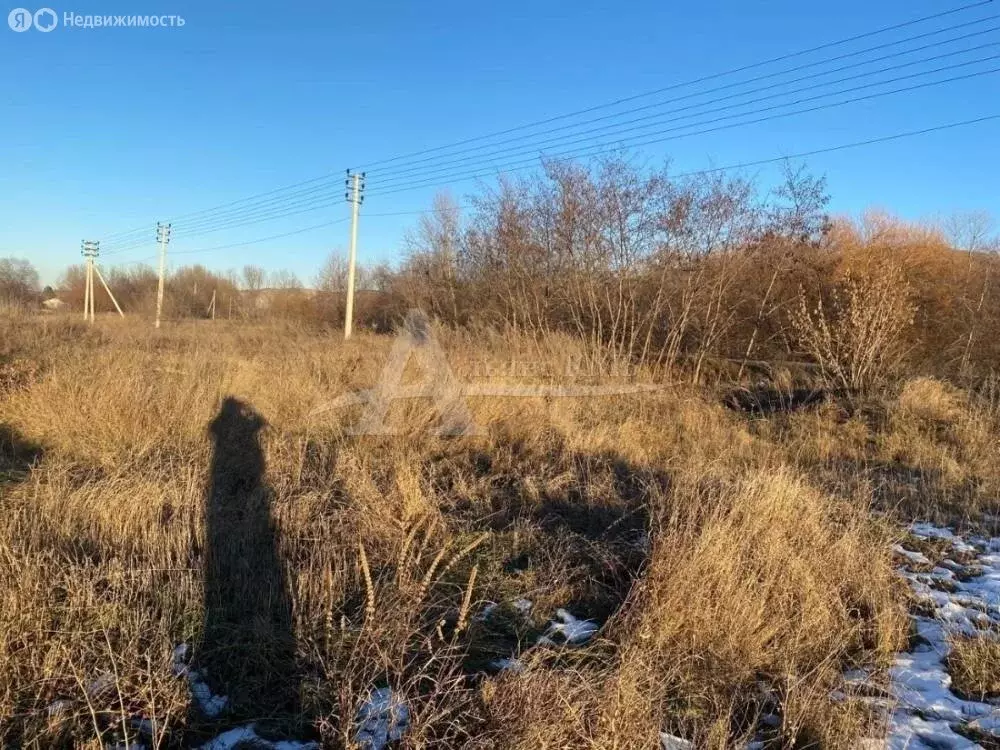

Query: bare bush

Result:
[791,261,916,393]
[0,257,40,307]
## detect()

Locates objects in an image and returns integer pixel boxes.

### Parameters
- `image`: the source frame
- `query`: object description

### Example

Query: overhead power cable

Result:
[97,1,993,243]
[365,63,1000,196]
[103,200,351,255]
[105,40,1000,249]
[355,0,996,171]
[102,114,1000,267]
[366,53,1000,191]
[365,17,1000,180]
[111,218,351,266]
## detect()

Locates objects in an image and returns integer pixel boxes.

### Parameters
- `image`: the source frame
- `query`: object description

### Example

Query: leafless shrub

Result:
[791,261,916,393]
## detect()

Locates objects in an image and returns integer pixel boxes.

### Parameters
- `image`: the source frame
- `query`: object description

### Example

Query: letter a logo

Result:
[313,310,479,436]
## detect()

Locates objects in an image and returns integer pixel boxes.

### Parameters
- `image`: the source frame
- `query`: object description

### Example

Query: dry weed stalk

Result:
[358,542,376,623]
[454,565,478,637]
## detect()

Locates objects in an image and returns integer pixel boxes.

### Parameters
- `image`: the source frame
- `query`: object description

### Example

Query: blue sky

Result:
[2,0,998,286]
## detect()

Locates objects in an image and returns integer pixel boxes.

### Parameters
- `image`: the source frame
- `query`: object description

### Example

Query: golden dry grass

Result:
[8,312,997,748]
[947,635,1000,702]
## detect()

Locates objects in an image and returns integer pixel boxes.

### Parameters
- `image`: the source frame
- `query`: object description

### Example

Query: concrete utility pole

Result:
[80,240,124,321]
[81,240,99,323]
[155,222,171,329]
[82,243,90,322]
[344,169,365,339]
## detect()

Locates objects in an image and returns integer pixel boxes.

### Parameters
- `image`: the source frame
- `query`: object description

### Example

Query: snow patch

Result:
[660,732,694,749]
[170,643,228,718]
[540,609,598,645]
[860,523,1000,748]
[892,544,931,566]
[197,724,318,750]
[354,686,410,750]
[490,657,525,673]
[475,597,533,623]
[187,672,228,718]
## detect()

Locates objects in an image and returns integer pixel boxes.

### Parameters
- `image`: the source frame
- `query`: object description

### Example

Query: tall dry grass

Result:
[0,313,953,748]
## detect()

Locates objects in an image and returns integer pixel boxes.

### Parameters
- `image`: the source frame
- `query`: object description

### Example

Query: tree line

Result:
[6,155,999,387]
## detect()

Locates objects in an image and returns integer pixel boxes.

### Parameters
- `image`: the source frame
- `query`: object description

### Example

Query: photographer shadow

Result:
[202,397,298,726]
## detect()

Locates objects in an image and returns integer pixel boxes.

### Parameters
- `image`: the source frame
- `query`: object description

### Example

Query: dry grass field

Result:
[3,310,1000,748]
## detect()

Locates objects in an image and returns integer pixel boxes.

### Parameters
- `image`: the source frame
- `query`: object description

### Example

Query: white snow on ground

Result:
[489,656,525,673]
[171,643,229,718]
[354,686,410,750]
[163,602,590,749]
[197,724,318,750]
[188,676,228,719]
[167,644,317,749]
[892,544,932,566]
[474,602,499,622]
[478,600,598,670]
[542,608,599,645]
[858,523,1000,748]
[660,732,694,749]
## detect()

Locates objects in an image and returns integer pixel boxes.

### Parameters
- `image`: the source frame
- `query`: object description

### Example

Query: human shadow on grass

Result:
[201,397,299,732]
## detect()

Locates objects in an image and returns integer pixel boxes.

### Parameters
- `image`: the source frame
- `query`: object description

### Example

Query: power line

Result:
[171,217,350,257]
[111,218,351,266]
[103,184,349,251]
[102,114,1000,269]
[365,16,1000,180]
[368,43,1000,188]
[101,173,342,245]
[367,53,1000,191]
[167,192,344,237]
[161,180,347,235]
[96,1,993,243]
[102,243,159,259]
[355,0,996,171]
[105,40,1000,249]
[104,200,351,254]
[365,64,1000,196]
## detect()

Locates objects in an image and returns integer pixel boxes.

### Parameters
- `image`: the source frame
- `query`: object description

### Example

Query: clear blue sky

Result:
[2,0,998,286]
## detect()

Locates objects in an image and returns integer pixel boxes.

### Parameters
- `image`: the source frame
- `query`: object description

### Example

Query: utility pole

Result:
[344,169,365,339]
[80,240,124,321]
[208,289,216,320]
[81,240,99,323]
[155,222,171,329]
[82,242,90,322]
